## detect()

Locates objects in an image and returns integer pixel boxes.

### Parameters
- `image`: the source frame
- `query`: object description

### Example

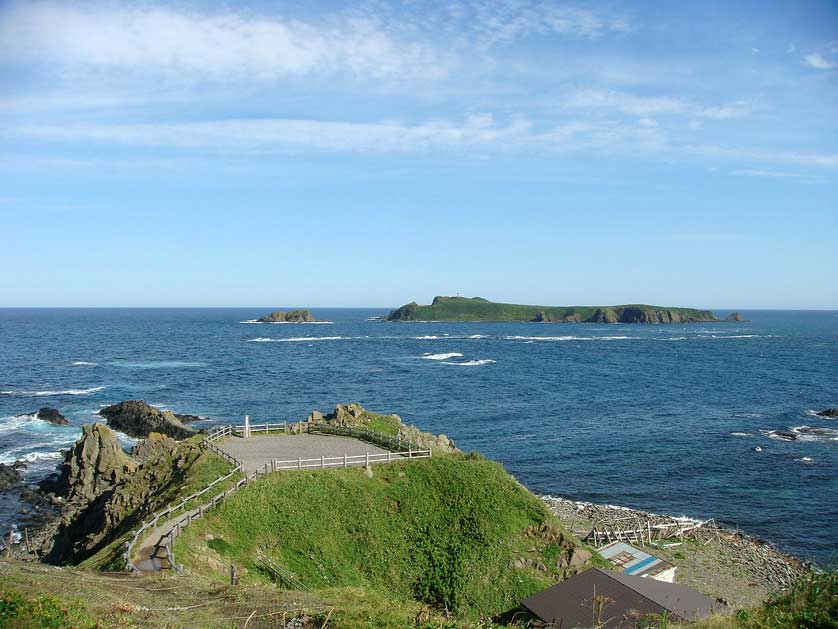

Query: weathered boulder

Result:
[99,400,199,440]
[815,408,838,418]
[256,309,315,323]
[36,407,69,425]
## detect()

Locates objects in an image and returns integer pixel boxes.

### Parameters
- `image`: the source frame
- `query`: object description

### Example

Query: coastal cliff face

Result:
[388,296,720,323]
[256,309,315,323]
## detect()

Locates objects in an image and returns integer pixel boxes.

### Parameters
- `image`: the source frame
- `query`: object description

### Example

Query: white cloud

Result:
[564,89,752,119]
[732,168,805,178]
[0,2,445,80]
[803,53,836,70]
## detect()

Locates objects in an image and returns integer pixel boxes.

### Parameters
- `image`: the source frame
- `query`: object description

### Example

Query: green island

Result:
[387,296,737,324]
[0,401,832,628]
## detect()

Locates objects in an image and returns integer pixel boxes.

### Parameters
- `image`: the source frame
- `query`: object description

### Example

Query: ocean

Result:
[1,308,836,563]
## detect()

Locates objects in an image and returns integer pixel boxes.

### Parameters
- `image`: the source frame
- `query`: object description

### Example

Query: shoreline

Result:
[540,494,809,609]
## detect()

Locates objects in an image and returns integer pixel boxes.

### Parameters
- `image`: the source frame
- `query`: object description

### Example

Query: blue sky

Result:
[0,0,836,308]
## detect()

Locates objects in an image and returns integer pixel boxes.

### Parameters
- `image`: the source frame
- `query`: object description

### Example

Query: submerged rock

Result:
[815,408,838,418]
[0,462,23,491]
[256,309,315,323]
[99,400,199,440]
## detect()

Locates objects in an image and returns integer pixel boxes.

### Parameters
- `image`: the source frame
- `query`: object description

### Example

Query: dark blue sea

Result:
[1,308,836,563]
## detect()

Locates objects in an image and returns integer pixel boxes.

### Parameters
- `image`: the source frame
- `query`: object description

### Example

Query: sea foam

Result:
[1,386,105,397]
[421,352,463,361]
[440,359,496,366]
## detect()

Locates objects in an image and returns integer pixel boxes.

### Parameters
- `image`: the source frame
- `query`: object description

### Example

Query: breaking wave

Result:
[71,361,97,366]
[414,335,441,340]
[108,361,207,369]
[729,432,755,437]
[247,336,346,343]
[0,386,105,397]
[763,426,838,443]
[440,359,496,366]
[421,352,463,361]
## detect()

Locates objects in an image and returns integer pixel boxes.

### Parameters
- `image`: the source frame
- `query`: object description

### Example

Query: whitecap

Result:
[795,456,814,464]
[414,335,440,340]
[440,359,496,366]
[505,335,580,341]
[763,426,838,443]
[71,361,97,366]
[421,352,463,361]
[239,319,260,324]
[1,386,106,397]
[109,361,206,369]
[247,336,346,342]
[729,432,755,437]
[467,334,485,339]
[0,414,43,434]
[0,450,64,465]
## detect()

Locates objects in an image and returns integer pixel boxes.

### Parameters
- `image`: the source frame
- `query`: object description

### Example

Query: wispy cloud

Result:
[0,2,445,81]
[733,168,806,178]
[564,89,752,119]
[803,53,836,70]
[803,41,838,70]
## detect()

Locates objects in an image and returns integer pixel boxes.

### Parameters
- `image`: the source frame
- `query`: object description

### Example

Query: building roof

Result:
[521,568,719,628]
[598,541,675,579]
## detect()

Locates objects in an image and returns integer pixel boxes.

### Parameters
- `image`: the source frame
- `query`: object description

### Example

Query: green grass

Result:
[387,296,718,323]
[174,454,589,624]
[364,411,402,436]
[0,585,95,628]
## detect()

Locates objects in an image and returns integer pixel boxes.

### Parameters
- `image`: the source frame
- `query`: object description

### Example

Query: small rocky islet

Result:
[255,308,317,323]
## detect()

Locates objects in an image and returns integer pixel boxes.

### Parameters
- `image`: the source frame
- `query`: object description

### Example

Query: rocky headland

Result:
[256,309,316,323]
[98,400,201,440]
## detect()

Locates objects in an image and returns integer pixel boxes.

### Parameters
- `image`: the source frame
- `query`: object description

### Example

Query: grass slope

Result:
[388,296,718,323]
[173,454,593,625]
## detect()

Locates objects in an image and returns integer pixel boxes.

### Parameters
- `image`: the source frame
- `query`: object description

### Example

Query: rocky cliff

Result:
[99,400,200,440]
[256,309,315,323]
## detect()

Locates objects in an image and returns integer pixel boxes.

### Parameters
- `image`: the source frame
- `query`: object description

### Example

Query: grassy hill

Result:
[387,296,719,323]
[172,453,599,626]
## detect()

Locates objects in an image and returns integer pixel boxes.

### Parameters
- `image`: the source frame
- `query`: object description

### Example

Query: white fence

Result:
[271,449,430,471]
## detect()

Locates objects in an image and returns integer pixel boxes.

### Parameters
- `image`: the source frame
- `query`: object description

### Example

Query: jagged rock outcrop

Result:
[39,423,203,564]
[591,308,620,323]
[297,402,460,454]
[256,309,315,323]
[815,408,838,418]
[725,312,745,322]
[44,424,138,504]
[99,400,199,440]
[532,311,581,323]
[36,407,69,425]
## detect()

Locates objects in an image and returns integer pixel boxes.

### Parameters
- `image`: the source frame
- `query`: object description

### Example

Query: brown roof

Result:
[521,568,719,628]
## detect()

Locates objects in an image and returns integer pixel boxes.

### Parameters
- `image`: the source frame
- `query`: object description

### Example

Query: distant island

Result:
[256,309,316,323]
[387,296,739,323]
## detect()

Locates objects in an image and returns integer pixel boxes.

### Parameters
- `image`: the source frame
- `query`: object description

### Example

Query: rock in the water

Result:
[37,407,69,425]
[815,408,838,418]
[256,309,315,323]
[725,312,745,322]
[0,462,23,491]
[98,400,199,440]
